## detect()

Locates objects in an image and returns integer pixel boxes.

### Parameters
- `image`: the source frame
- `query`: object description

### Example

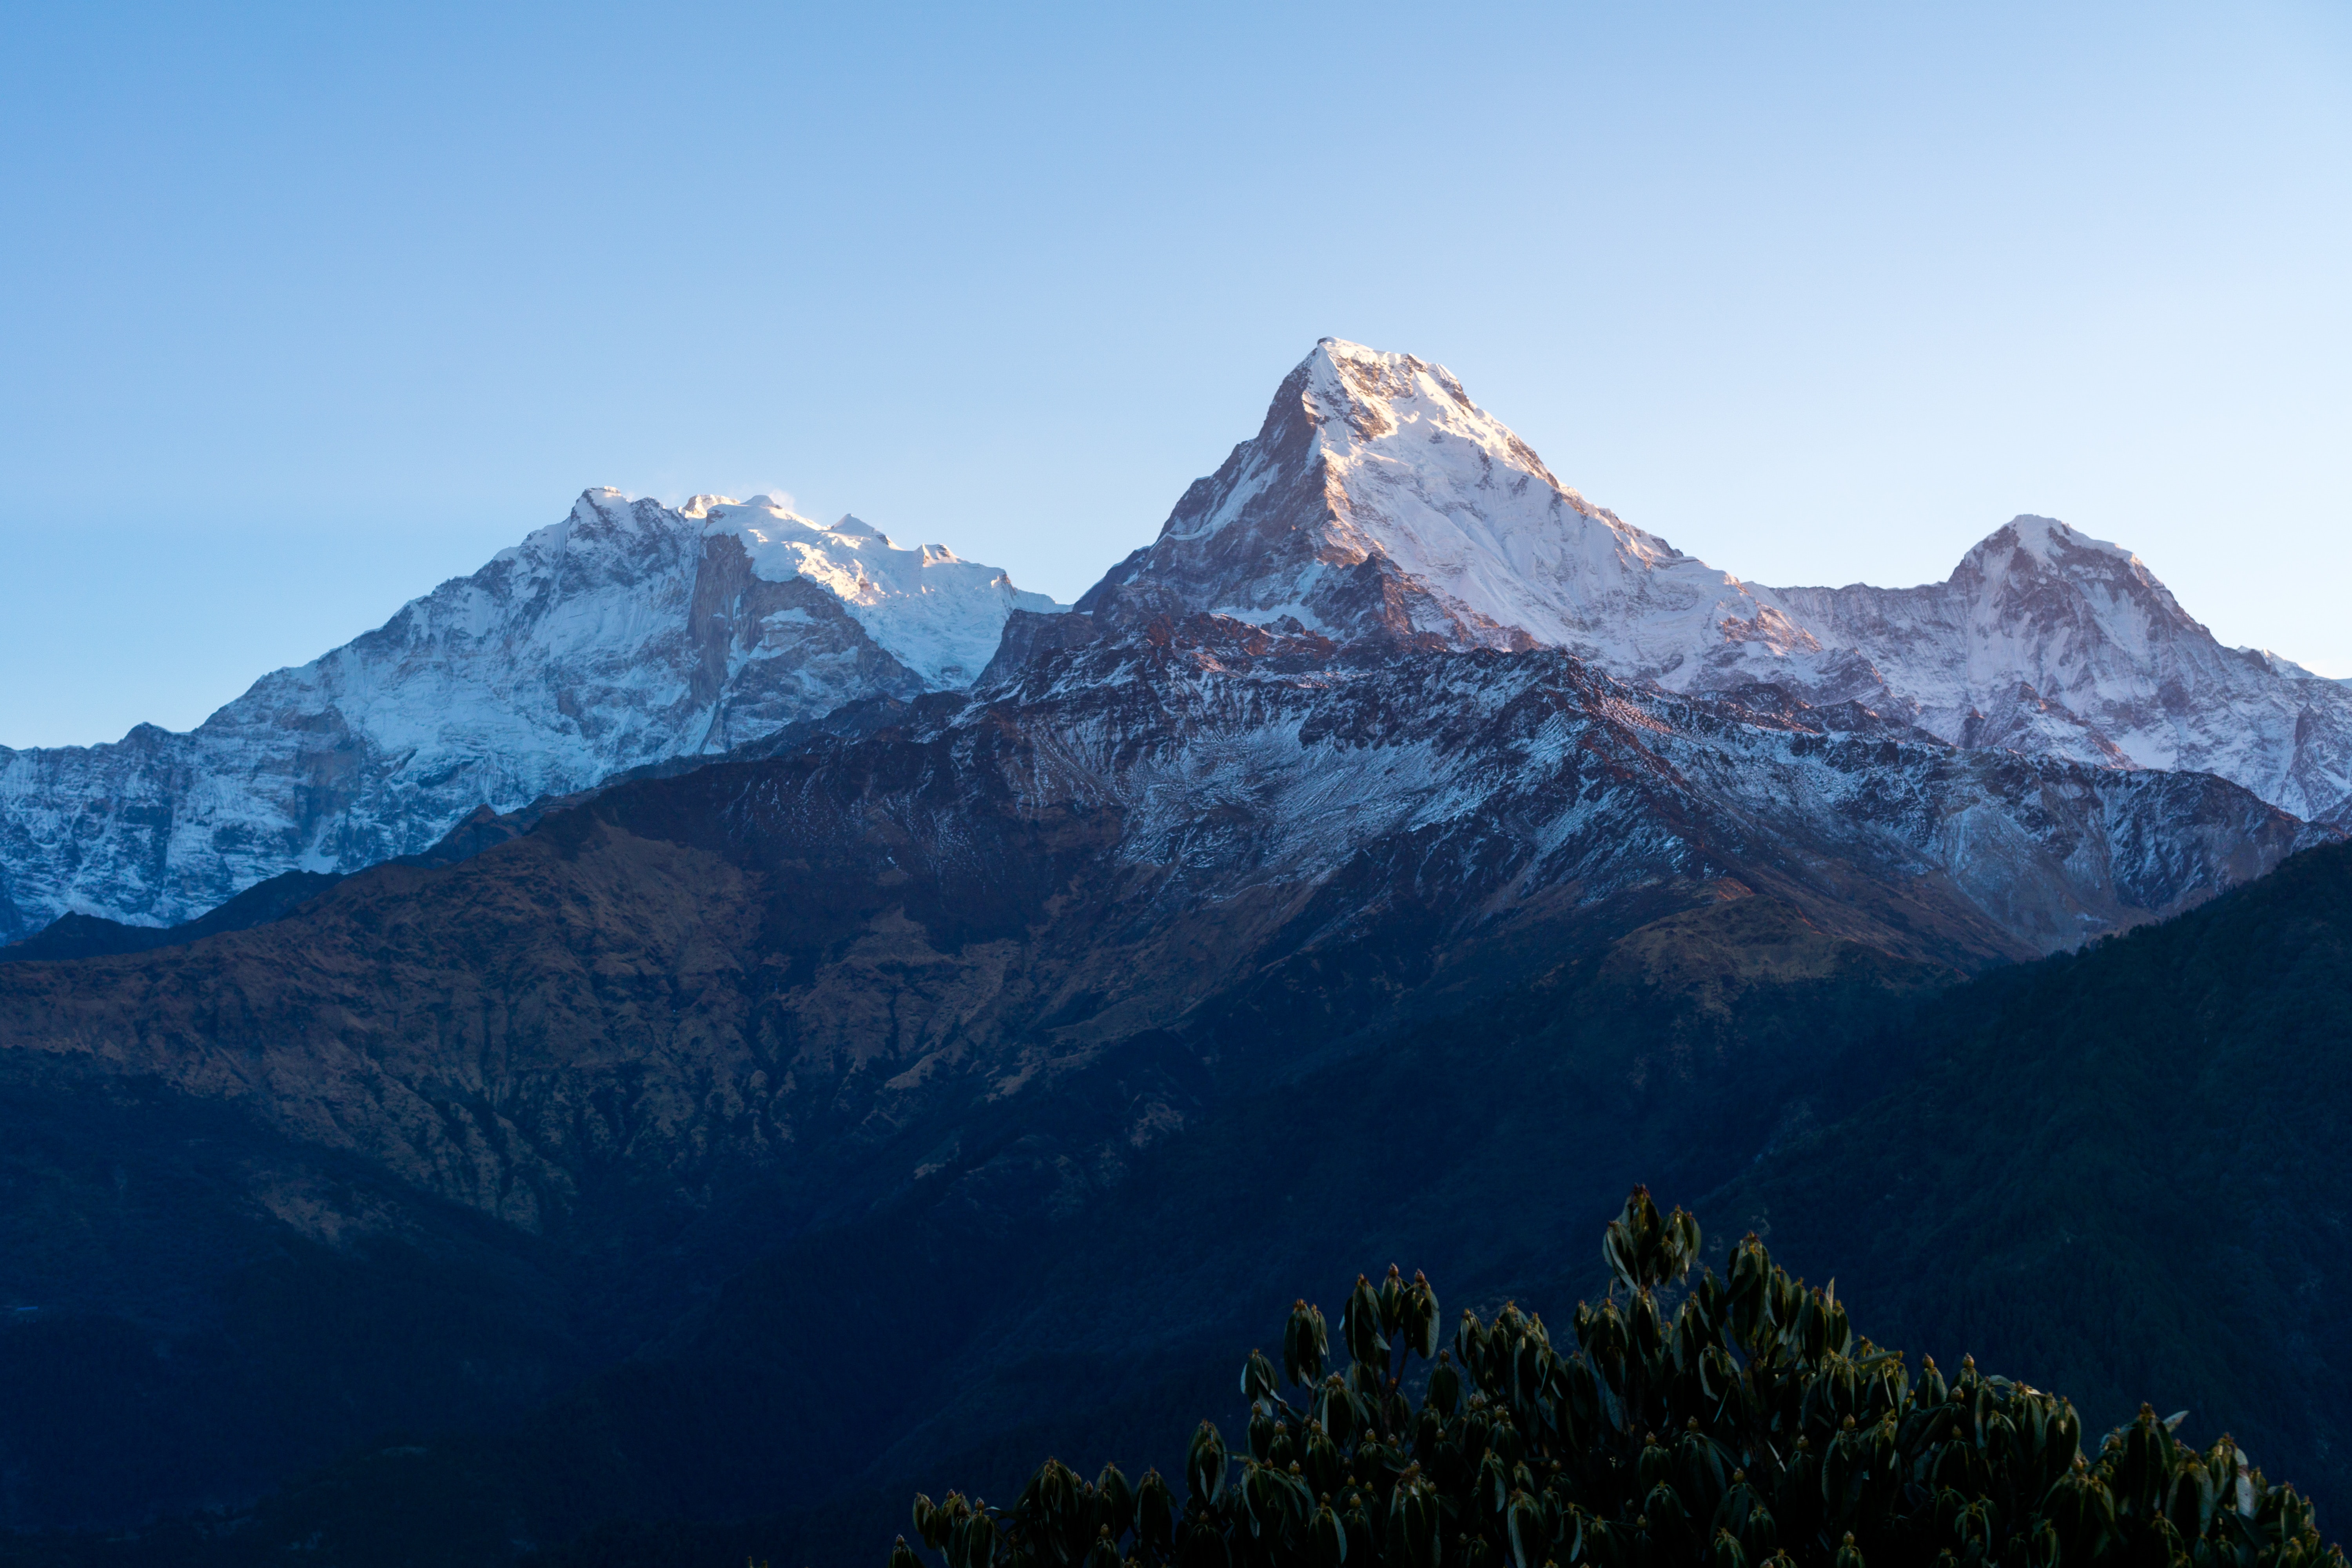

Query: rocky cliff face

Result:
[0,491,1060,938]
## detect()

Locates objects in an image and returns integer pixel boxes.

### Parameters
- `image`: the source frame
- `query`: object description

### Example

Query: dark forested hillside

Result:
[0,890,1952,1567]
[1711,838,2352,1528]
[4,833,2347,1567]
[9,840,2352,1566]
[515,842,2352,1568]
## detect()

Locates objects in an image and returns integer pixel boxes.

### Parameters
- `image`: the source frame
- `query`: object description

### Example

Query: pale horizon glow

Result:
[2,2,2347,746]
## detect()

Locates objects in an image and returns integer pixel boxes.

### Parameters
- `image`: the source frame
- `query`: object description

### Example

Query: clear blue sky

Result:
[4,2,2347,747]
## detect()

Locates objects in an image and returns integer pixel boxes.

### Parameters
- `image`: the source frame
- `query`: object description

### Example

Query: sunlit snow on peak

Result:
[678,495,1059,688]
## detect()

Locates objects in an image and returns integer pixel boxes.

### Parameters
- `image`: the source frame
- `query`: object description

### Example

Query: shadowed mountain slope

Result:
[506,845,2352,1568]
[0,624,2307,1239]
[1709,838,2352,1530]
[45,847,2351,1568]
[0,888,1952,1565]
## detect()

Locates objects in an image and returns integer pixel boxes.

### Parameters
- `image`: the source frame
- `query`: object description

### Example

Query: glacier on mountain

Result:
[0,489,1060,938]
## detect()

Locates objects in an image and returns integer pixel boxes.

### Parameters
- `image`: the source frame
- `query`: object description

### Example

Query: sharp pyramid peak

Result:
[1966,514,2140,569]
[1272,339,1567,508]
[1296,338,1477,410]
[1075,338,1720,654]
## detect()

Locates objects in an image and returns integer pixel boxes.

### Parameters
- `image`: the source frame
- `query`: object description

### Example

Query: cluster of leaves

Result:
[893,1189,2341,1568]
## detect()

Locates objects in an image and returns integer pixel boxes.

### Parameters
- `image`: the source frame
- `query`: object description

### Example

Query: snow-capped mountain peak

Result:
[1294,339,1691,592]
[1947,514,2197,637]
[1773,512,2276,769]
[7,339,2347,949]
[1079,340,1815,680]
[0,488,1062,936]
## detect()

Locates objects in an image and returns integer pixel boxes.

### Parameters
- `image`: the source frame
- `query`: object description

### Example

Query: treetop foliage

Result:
[893,1187,2340,1568]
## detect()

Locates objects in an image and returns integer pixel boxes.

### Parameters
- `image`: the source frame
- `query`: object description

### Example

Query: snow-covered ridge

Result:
[1076,340,2352,825]
[1727,515,2348,821]
[0,488,1062,936]
[679,492,1060,686]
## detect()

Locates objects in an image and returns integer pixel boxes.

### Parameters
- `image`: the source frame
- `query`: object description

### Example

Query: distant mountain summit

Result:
[4,338,2345,943]
[1075,338,2352,824]
[0,490,1059,937]
[1772,516,2352,820]
[1076,339,1816,671]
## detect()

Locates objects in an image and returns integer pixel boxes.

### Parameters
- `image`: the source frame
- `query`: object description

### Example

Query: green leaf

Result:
[1284,1301,1330,1389]
[1242,1348,1278,1405]
[1187,1421,1229,1508]
[1343,1276,1389,1369]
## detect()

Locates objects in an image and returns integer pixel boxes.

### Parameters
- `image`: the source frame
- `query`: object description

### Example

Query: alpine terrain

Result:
[0,339,2342,1565]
